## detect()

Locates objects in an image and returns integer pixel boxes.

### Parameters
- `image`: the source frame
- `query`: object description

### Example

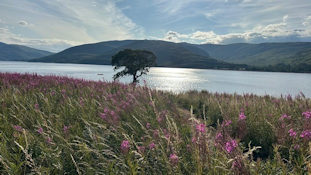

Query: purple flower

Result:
[13,125,23,132]
[63,125,70,133]
[232,159,242,169]
[225,139,238,153]
[165,133,170,139]
[169,153,179,165]
[149,142,156,150]
[46,137,52,144]
[279,114,291,121]
[79,99,84,106]
[146,123,151,129]
[231,139,238,147]
[34,103,39,110]
[288,129,297,137]
[157,117,163,123]
[239,112,246,120]
[110,110,115,116]
[196,123,206,133]
[100,113,107,120]
[104,108,109,113]
[121,140,130,153]
[302,111,311,119]
[294,144,300,150]
[138,146,145,153]
[37,127,43,134]
[191,137,197,144]
[216,133,223,140]
[224,120,232,126]
[300,130,311,138]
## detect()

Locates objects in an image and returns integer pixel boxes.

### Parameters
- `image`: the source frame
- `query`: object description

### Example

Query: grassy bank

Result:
[0,73,311,174]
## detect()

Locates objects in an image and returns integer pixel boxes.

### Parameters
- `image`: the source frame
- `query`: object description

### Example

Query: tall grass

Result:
[0,73,310,174]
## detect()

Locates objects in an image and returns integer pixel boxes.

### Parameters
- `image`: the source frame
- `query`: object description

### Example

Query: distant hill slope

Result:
[198,42,311,66]
[32,40,247,70]
[0,42,52,61]
[30,40,311,72]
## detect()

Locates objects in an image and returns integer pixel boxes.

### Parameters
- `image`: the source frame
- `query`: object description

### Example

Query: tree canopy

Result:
[111,49,156,83]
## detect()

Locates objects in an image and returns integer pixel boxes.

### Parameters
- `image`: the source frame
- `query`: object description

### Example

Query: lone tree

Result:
[111,49,156,83]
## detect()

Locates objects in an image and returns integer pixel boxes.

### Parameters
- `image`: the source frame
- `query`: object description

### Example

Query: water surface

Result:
[0,61,310,97]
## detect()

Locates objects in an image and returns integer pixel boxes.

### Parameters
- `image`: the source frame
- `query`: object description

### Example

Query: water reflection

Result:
[144,67,206,92]
[0,61,310,97]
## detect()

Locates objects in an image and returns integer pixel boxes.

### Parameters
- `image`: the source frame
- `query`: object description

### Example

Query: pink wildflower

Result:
[146,123,151,129]
[165,133,170,139]
[104,108,109,113]
[288,129,297,137]
[231,140,238,147]
[51,91,56,96]
[34,103,39,110]
[37,127,43,134]
[13,125,23,132]
[153,129,159,138]
[300,130,311,138]
[149,142,156,150]
[157,117,163,123]
[100,113,107,120]
[191,137,197,144]
[79,99,84,106]
[239,112,246,120]
[121,140,130,153]
[138,146,145,153]
[110,110,115,116]
[225,139,238,153]
[196,123,206,133]
[216,132,223,140]
[294,144,300,150]
[46,137,52,144]
[232,159,242,169]
[279,114,291,121]
[169,153,179,165]
[63,125,70,133]
[302,111,311,119]
[224,120,232,126]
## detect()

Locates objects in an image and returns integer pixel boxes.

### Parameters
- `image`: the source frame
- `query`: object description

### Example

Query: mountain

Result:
[0,42,52,61]
[31,40,247,70]
[198,42,311,66]
[30,40,311,72]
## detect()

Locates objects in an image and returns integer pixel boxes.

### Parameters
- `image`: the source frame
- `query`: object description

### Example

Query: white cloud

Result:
[0,27,81,52]
[161,16,311,44]
[0,0,144,51]
[303,16,311,26]
[283,15,288,22]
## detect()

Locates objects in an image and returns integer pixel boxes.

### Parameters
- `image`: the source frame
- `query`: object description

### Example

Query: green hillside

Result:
[29,40,311,72]
[0,42,52,61]
[198,42,311,66]
[32,40,247,70]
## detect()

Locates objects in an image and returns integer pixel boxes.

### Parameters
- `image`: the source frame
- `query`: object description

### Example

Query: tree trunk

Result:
[132,72,138,83]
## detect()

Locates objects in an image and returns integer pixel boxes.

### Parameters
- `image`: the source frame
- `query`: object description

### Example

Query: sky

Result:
[0,0,311,52]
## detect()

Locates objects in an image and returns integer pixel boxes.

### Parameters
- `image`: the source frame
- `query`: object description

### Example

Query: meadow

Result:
[0,72,311,174]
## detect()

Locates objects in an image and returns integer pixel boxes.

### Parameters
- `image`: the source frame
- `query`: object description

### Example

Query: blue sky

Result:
[0,0,311,52]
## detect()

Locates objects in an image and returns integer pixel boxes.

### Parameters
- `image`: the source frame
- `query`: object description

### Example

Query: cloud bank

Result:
[0,0,310,51]
[162,15,311,44]
[0,0,144,52]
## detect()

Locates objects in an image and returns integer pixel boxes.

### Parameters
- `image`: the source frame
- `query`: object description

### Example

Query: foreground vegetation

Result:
[0,73,311,174]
